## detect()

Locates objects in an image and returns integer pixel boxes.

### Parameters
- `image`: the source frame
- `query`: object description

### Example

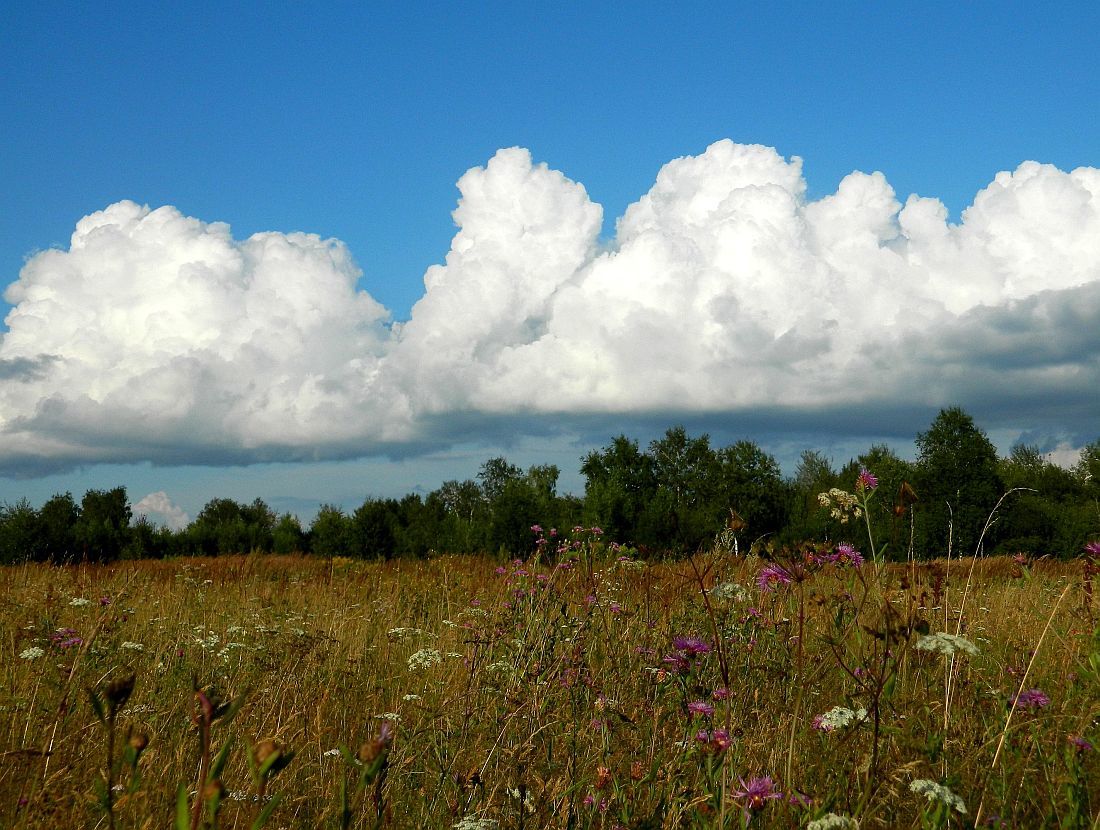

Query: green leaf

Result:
[250,792,283,830]
[211,737,234,779]
[87,687,106,724]
[175,784,190,830]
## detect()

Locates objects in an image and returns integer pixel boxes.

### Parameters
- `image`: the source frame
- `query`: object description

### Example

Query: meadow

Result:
[2,536,1097,829]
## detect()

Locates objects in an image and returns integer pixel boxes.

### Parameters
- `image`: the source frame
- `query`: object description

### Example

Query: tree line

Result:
[1,407,1097,565]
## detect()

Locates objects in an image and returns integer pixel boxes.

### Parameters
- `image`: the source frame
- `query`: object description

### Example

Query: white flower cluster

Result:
[910,779,967,814]
[388,627,432,639]
[708,582,748,604]
[407,649,442,671]
[808,814,859,830]
[453,817,498,830]
[817,489,863,523]
[816,706,868,731]
[915,632,979,657]
[69,597,92,607]
[120,641,144,651]
[20,646,45,660]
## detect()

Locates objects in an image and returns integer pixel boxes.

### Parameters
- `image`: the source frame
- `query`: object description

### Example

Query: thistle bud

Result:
[254,739,279,767]
[106,672,136,715]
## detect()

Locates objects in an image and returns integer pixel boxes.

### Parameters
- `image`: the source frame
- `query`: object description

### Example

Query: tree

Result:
[38,492,80,563]
[75,487,131,562]
[435,479,488,552]
[645,427,721,551]
[715,441,788,540]
[0,499,39,565]
[272,514,307,554]
[350,498,398,559]
[581,435,657,545]
[914,408,1003,557]
[309,505,350,557]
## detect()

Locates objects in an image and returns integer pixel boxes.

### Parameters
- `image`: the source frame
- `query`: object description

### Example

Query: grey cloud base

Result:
[2,142,1098,475]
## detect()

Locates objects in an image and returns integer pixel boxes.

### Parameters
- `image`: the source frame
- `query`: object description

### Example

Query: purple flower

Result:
[531,524,543,533]
[756,564,792,592]
[857,468,878,492]
[687,700,714,718]
[696,728,732,753]
[671,635,712,657]
[1010,688,1050,711]
[1067,734,1093,753]
[1085,541,1100,559]
[731,776,782,810]
[831,543,864,568]
[661,653,691,674]
[712,687,729,700]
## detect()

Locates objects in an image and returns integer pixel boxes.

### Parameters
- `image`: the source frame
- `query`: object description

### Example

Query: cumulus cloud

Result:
[132,490,190,530]
[2,141,1098,474]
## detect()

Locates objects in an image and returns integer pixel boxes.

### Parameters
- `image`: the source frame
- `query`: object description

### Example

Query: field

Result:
[1,542,1097,829]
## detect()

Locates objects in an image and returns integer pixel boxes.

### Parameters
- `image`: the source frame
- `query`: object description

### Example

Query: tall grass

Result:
[1,544,1096,828]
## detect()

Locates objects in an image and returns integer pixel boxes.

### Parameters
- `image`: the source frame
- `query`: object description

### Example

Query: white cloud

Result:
[2,141,1098,474]
[132,490,190,530]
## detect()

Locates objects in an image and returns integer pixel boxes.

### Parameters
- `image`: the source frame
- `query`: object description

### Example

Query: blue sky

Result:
[2,2,1099,526]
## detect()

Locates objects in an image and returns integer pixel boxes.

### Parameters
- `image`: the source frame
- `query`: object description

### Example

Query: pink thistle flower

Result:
[712,687,729,700]
[687,700,714,718]
[530,524,543,533]
[831,543,864,567]
[857,468,878,492]
[756,563,792,592]
[671,635,711,657]
[732,776,782,810]
[1010,688,1050,710]
[661,653,690,673]
[1067,734,1093,753]
[1085,541,1100,559]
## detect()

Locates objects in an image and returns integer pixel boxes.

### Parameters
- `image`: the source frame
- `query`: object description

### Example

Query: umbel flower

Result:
[915,632,980,657]
[812,706,868,732]
[909,779,967,814]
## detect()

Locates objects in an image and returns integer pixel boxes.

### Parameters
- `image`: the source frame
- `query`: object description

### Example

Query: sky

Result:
[2,2,1098,528]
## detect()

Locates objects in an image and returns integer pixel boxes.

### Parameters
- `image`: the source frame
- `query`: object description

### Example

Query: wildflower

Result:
[856,468,878,492]
[756,563,792,592]
[120,641,144,651]
[831,543,864,568]
[1009,688,1050,711]
[696,728,733,753]
[453,815,498,829]
[1067,734,1093,753]
[98,596,112,606]
[713,687,729,700]
[1085,541,1100,559]
[687,700,714,718]
[709,581,748,603]
[530,524,542,533]
[732,776,782,810]
[909,779,966,814]
[671,635,711,657]
[69,597,91,607]
[407,649,442,671]
[812,706,868,732]
[20,646,45,660]
[808,814,859,830]
[915,632,980,657]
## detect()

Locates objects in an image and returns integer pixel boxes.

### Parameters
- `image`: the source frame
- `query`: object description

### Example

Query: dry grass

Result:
[1,548,1097,829]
